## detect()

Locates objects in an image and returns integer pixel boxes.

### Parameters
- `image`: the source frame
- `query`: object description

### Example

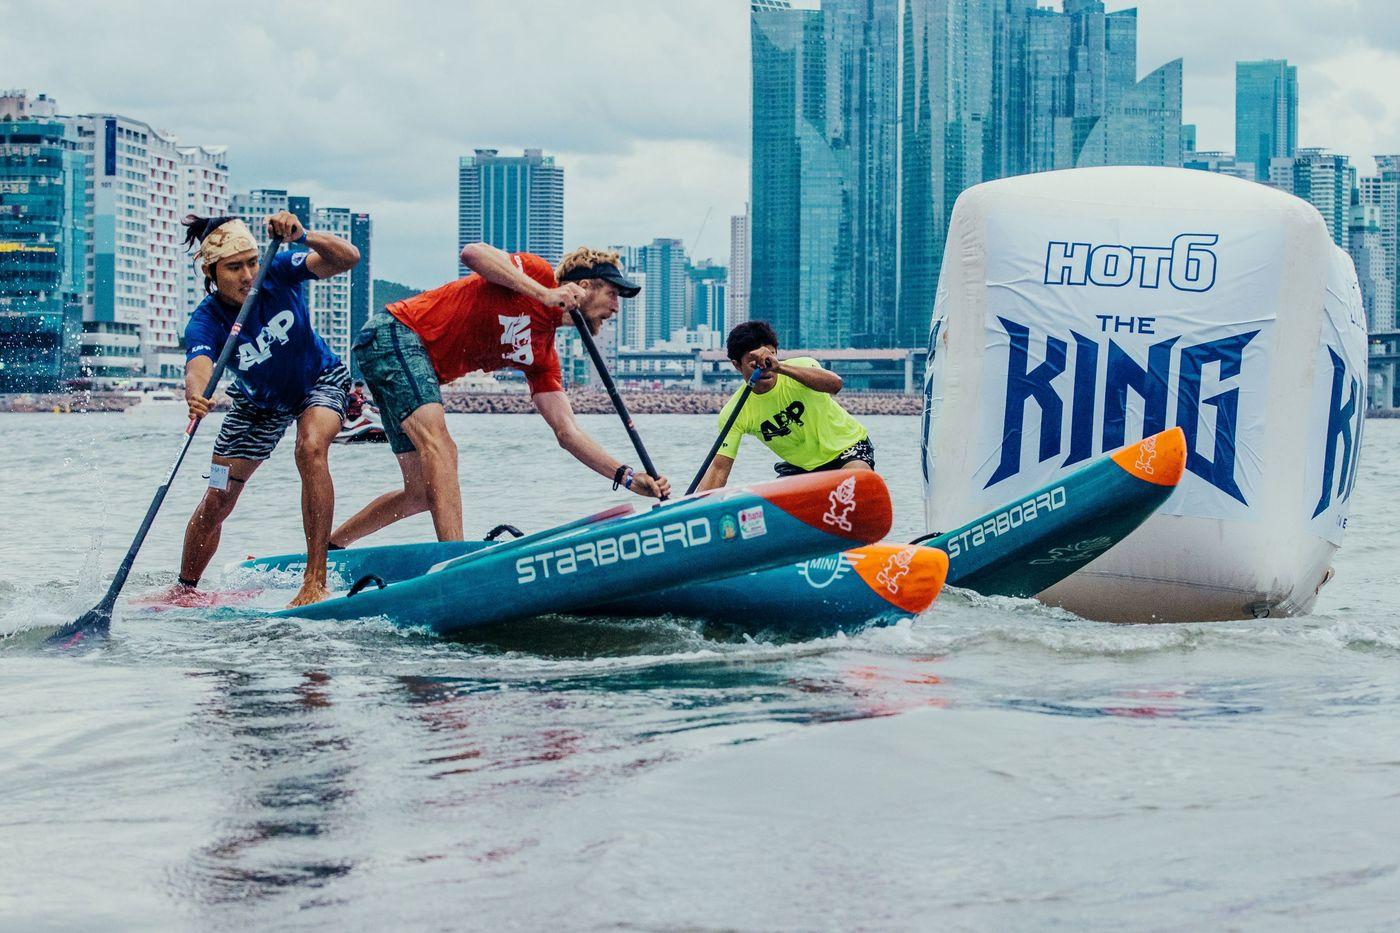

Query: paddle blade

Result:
[46,604,112,647]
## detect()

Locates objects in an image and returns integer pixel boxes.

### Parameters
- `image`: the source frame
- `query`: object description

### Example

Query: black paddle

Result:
[50,235,284,645]
[567,306,667,500]
[686,366,763,495]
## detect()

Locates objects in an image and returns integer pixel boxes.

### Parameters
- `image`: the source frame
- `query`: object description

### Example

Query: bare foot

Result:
[286,581,332,608]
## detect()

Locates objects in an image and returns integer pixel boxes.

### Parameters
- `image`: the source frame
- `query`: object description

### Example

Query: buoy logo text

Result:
[944,486,1066,558]
[516,518,712,584]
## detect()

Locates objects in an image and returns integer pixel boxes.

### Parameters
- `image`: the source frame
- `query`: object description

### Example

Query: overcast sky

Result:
[2,0,1396,289]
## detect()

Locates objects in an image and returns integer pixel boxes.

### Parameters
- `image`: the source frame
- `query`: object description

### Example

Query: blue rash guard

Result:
[184,249,341,411]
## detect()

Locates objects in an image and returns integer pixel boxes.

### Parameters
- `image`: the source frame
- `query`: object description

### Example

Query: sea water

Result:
[2,409,1397,930]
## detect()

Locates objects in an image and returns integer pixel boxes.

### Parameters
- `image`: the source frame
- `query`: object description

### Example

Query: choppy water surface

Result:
[2,409,1398,931]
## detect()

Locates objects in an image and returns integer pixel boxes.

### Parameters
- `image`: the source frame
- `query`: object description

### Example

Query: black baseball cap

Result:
[559,262,641,298]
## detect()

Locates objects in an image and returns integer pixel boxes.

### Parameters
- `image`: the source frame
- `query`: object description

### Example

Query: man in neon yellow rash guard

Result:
[694,320,874,491]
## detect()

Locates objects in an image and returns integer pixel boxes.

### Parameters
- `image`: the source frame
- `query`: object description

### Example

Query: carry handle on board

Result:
[425,503,635,576]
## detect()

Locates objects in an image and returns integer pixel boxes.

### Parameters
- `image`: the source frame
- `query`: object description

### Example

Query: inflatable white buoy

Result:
[922,167,1366,622]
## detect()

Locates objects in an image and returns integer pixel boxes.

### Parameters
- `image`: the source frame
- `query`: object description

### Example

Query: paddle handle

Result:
[568,307,665,498]
[686,367,763,495]
[93,236,284,608]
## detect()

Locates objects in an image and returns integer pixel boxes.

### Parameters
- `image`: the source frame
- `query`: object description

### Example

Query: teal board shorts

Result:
[351,311,442,454]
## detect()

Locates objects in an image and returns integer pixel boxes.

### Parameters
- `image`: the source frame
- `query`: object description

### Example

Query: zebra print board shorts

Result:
[211,363,351,462]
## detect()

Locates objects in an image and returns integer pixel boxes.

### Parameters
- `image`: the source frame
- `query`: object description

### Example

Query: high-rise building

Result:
[143,127,184,377]
[727,209,749,335]
[232,189,373,365]
[1348,203,1394,331]
[457,148,564,272]
[686,260,728,334]
[1360,156,1400,329]
[0,107,88,391]
[1183,150,1256,182]
[640,237,689,346]
[609,244,648,351]
[310,206,353,361]
[175,145,230,324]
[349,211,373,374]
[830,0,899,348]
[750,0,853,350]
[1236,59,1298,181]
[1269,149,1352,248]
[232,187,288,225]
[1075,58,1183,167]
[61,113,184,379]
[1021,2,1179,171]
[8,94,231,383]
[1025,7,1073,174]
[751,1,1186,352]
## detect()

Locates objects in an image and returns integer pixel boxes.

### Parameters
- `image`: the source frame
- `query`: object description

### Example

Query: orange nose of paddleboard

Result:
[750,469,893,544]
[849,543,949,614]
[1111,426,1186,487]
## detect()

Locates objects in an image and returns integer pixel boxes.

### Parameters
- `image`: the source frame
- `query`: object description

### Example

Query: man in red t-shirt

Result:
[332,243,671,546]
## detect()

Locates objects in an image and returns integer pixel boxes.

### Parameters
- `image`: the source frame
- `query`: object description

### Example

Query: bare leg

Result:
[329,450,430,547]
[179,457,262,586]
[838,459,874,472]
[396,403,463,541]
[287,406,342,608]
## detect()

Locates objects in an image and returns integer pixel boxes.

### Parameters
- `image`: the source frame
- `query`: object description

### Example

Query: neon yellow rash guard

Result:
[716,357,868,471]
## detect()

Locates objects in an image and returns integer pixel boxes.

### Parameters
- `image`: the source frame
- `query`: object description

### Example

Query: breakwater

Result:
[441,388,925,416]
[0,392,141,413]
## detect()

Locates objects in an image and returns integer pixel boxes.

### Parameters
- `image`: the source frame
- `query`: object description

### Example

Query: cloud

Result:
[3,0,1395,285]
[1,0,749,287]
[1122,0,1400,169]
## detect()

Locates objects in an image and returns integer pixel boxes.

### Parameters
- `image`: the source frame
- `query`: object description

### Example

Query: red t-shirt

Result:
[386,253,564,394]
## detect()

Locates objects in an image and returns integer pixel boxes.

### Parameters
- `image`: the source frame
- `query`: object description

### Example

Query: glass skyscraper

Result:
[753,0,1184,351]
[0,116,87,391]
[457,148,564,273]
[1236,60,1298,182]
[1359,156,1400,331]
[1269,148,1352,248]
[1076,59,1183,167]
[639,237,689,347]
[349,211,373,376]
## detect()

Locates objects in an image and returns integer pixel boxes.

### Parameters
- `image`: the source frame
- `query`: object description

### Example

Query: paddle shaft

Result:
[81,236,284,622]
[567,306,666,498]
[685,367,763,496]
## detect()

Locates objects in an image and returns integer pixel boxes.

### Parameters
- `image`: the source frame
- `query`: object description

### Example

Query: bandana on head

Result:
[198,219,258,276]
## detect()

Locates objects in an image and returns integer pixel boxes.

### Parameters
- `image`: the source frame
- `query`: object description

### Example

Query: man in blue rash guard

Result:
[177,212,360,607]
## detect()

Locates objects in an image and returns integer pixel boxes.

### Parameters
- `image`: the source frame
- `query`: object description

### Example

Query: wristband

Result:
[613,464,630,490]
[294,230,308,245]
[624,469,635,491]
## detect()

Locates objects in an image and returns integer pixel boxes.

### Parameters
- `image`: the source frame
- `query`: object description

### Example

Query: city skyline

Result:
[2,0,1395,289]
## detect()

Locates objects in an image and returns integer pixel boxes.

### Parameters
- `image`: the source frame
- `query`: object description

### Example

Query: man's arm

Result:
[694,454,735,492]
[184,355,214,420]
[460,242,584,311]
[532,390,671,499]
[760,350,843,394]
[302,230,360,278]
[265,211,359,279]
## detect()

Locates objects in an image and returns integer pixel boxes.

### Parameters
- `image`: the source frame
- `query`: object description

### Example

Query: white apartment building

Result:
[310,206,353,362]
[727,208,749,334]
[176,145,230,318]
[61,113,227,382]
